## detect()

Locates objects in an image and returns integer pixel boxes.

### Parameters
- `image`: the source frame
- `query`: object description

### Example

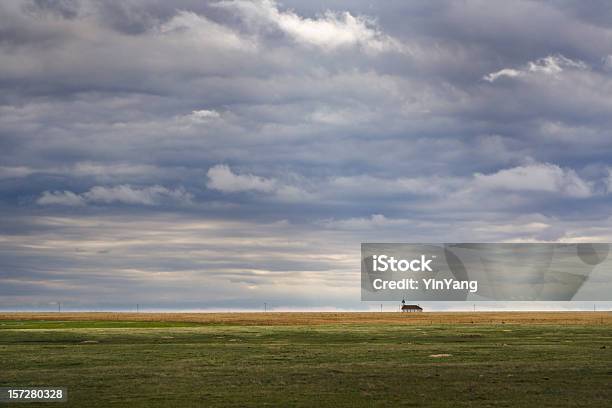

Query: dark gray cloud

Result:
[1,0,612,310]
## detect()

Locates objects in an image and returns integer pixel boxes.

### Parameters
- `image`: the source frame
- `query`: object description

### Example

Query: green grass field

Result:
[1,315,611,407]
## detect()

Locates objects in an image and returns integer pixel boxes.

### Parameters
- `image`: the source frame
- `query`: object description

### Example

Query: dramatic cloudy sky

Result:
[2,0,612,311]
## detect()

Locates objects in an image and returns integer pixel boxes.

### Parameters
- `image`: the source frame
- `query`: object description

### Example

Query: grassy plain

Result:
[0,312,611,407]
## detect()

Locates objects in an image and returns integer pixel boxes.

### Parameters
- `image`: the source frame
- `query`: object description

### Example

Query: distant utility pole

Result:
[264,302,267,312]
[380,304,383,312]
[136,304,139,313]
[473,304,476,312]
[58,301,61,313]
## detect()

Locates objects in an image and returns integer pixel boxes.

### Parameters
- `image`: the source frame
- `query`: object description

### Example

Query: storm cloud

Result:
[2,0,612,310]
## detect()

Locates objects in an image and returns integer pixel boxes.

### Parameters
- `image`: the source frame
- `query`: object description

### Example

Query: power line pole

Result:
[264,302,267,312]
[136,304,139,313]
[380,304,383,312]
[58,301,61,313]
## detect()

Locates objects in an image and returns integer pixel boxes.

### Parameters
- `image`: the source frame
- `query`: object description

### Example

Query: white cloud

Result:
[207,164,276,193]
[484,54,587,82]
[321,214,400,230]
[328,174,457,196]
[483,68,521,82]
[0,163,162,181]
[0,166,35,179]
[190,109,220,121]
[83,185,192,205]
[217,0,403,52]
[207,164,312,202]
[527,55,587,74]
[37,185,192,206]
[177,109,222,126]
[37,191,86,206]
[72,163,161,179]
[473,163,592,198]
[158,10,252,51]
[206,163,600,205]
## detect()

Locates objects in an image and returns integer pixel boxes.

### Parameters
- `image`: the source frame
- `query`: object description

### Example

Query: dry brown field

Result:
[1,311,610,325]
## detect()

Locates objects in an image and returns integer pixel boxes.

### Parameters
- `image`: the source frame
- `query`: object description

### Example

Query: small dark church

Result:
[400,300,423,312]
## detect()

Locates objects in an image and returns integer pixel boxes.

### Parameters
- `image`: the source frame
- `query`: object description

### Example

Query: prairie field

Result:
[0,312,611,407]
[2,311,611,325]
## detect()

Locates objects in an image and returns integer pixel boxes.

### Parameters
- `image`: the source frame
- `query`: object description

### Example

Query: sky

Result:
[2,0,612,311]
